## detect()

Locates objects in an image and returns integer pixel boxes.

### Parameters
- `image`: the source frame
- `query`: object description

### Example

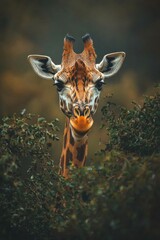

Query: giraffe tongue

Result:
[70,116,93,133]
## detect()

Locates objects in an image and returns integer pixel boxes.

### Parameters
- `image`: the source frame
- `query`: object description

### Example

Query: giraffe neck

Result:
[59,117,88,178]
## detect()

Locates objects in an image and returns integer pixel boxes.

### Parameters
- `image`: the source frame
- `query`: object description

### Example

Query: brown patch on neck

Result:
[77,144,86,162]
[59,118,88,178]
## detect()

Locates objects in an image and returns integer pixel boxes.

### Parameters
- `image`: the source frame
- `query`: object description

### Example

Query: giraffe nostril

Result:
[74,106,81,117]
[84,107,90,118]
[73,105,91,118]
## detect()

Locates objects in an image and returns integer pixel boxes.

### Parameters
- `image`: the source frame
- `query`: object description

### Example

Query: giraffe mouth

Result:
[70,116,93,134]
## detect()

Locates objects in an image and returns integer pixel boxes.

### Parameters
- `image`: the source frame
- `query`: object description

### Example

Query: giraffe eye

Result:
[54,80,64,92]
[95,79,105,91]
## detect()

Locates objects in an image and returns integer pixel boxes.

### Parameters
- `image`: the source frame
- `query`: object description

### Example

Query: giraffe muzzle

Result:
[70,105,93,134]
[73,105,91,118]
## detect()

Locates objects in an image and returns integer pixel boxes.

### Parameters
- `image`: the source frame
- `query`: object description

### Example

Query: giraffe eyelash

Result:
[95,79,105,91]
[54,80,65,92]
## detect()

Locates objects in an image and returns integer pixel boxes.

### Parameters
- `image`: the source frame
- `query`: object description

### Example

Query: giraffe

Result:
[28,34,126,178]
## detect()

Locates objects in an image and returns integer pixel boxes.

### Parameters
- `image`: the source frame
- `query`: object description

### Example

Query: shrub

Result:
[0,150,160,240]
[0,113,60,239]
[0,113,59,182]
[101,91,160,155]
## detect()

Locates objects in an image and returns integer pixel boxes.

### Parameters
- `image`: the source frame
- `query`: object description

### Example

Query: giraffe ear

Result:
[28,55,61,79]
[96,52,126,78]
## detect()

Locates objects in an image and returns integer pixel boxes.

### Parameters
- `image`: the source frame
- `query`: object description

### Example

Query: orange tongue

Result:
[70,116,93,133]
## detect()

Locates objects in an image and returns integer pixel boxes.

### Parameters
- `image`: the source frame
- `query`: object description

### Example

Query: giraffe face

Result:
[54,59,104,134]
[28,34,125,135]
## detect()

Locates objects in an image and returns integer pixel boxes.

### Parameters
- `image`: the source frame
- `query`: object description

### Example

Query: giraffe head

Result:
[28,34,125,136]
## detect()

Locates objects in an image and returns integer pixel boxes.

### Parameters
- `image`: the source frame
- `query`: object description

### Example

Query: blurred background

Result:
[0,0,160,162]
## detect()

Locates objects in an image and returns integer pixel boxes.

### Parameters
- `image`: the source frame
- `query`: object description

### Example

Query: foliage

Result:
[0,92,160,240]
[0,113,60,238]
[1,151,160,240]
[101,91,160,155]
[0,113,59,183]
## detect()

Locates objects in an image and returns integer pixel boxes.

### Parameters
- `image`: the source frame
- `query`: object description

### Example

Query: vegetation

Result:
[0,91,160,240]
[101,92,160,155]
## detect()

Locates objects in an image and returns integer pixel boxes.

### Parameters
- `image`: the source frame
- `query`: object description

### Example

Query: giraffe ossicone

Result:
[28,34,126,177]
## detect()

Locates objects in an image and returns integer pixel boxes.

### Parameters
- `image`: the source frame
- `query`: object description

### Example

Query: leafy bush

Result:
[0,92,160,240]
[0,113,59,183]
[0,113,60,239]
[1,150,160,240]
[101,91,160,155]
